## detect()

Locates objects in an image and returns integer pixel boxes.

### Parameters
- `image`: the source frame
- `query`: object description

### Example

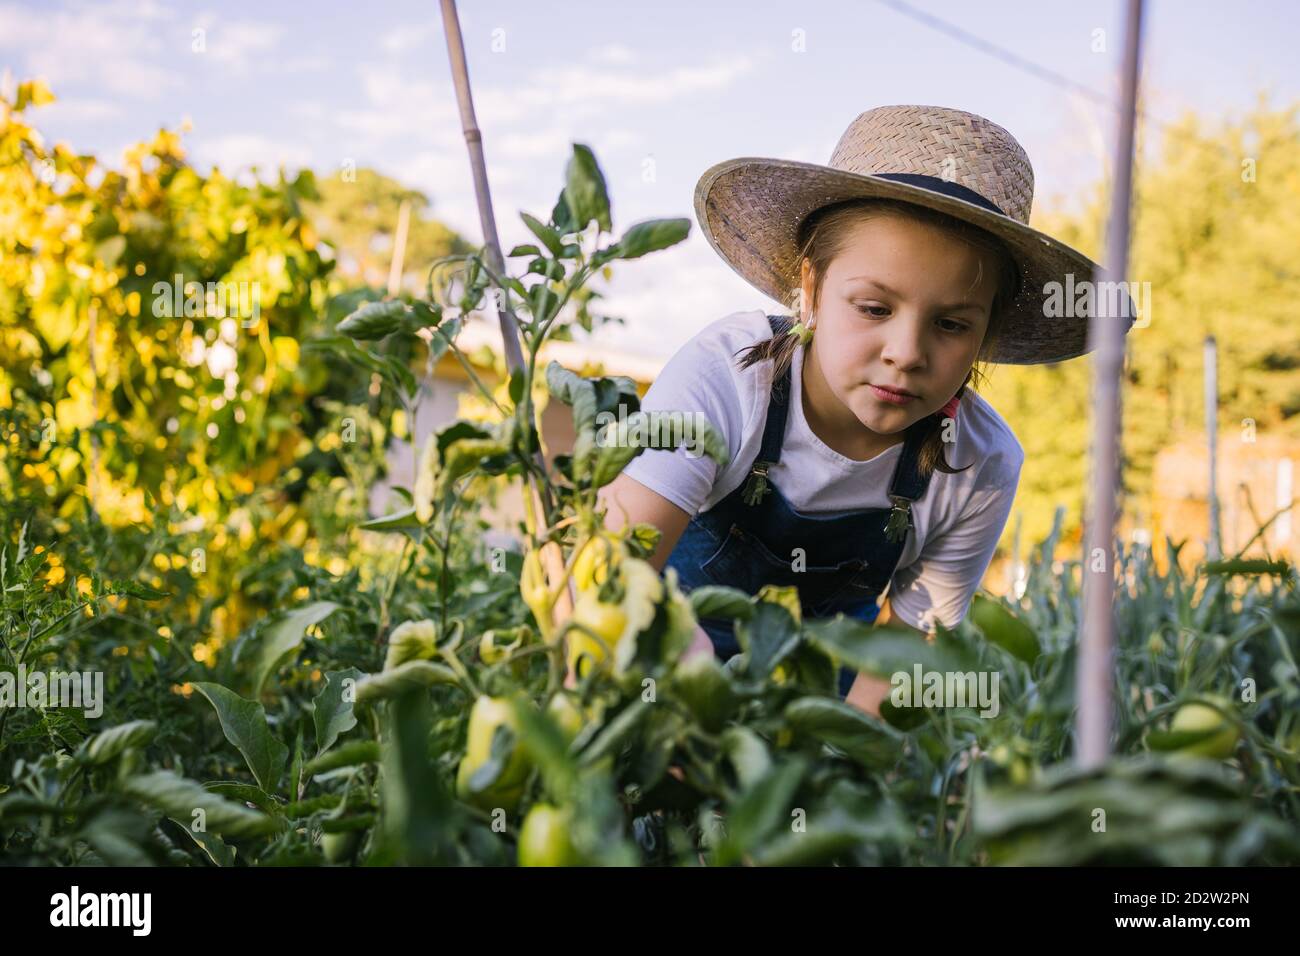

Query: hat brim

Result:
[694,158,1136,366]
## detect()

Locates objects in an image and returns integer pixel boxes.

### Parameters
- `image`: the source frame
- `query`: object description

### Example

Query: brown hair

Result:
[734,198,1021,479]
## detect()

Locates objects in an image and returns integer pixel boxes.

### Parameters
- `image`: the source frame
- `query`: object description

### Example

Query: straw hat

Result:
[693,104,1135,366]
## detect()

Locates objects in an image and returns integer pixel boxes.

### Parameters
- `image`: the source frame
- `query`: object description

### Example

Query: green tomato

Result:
[456,694,532,811]
[546,692,586,745]
[1170,695,1240,760]
[566,591,628,676]
[321,829,360,864]
[517,803,581,866]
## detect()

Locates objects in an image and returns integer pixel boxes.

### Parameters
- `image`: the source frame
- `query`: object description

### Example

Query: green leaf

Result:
[405,300,444,332]
[736,601,800,679]
[611,218,691,259]
[80,720,157,765]
[546,362,599,430]
[550,187,578,235]
[968,594,1041,663]
[715,756,808,865]
[204,781,278,813]
[358,506,422,532]
[688,586,755,621]
[720,726,772,789]
[426,315,463,365]
[750,784,909,866]
[521,212,564,256]
[121,771,281,839]
[564,143,612,233]
[803,616,976,678]
[192,682,289,793]
[313,667,362,756]
[337,300,408,339]
[580,699,651,766]
[508,243,542,258]
[380,691,452,863]
[782,697,906,770]
[354,661,462,706]
[434,435,512,500]
[173,823,236,867]
[673,655,738,732]
[529,282,559,322]
[111,580,170,600]
[252,601,341,696]
[592,411,729,480]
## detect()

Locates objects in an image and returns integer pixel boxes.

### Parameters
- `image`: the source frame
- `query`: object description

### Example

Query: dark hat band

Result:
[873,172,1009,217]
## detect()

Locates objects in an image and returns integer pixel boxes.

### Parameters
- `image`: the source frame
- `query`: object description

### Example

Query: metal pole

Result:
[1204,335,1221,560]
[1077,0,1145,770]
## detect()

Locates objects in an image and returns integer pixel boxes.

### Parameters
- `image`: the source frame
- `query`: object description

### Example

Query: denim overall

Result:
[664,314,935,699]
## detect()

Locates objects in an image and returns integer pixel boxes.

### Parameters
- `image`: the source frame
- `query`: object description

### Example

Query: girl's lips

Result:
[869,384,917,405]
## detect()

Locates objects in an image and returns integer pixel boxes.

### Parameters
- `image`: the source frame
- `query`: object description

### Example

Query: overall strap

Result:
[740,315,794,506]
[738,312,936,540]
[881,420,932,543]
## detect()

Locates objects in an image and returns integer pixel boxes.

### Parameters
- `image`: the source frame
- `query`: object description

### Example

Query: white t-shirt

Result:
[620,308,1024,632]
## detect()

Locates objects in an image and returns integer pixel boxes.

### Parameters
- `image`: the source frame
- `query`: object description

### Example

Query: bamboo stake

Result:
[387,198,411,297]
[1077,0,1145,770]
[437,0,573,627]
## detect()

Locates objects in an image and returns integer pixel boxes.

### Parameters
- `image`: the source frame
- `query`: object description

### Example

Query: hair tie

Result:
[939,395,960,419]
[786,319,814,346]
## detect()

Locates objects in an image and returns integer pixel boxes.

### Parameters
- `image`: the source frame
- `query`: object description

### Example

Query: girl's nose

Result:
[879,315,927,371]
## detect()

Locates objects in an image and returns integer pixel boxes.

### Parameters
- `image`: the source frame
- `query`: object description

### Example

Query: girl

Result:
[597,105,1132,717]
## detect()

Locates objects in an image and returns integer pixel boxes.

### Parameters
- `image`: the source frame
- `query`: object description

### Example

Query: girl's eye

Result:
[937,319,970,334]
[855,304,890,318]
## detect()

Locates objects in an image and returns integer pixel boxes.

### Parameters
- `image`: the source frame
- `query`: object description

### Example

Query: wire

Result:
[875,0,1118,112]
[874,0,1246,165]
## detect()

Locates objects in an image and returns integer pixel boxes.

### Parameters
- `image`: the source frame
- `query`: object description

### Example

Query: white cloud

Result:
[192,18,284,74]
[587,236,772,360]
[589,43,637,65]
[39,97,123,123]
[473,54,757,127]
[334,65,459,140]
[0,0,175,99]
[381,22,441,54]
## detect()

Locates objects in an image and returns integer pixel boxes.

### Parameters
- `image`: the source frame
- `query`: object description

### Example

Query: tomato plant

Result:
[3,81,1299,868]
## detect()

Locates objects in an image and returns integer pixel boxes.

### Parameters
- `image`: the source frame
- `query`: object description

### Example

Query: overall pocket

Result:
[700,522,877,616]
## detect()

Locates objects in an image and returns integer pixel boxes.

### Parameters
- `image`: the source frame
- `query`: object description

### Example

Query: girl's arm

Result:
[843,598,930,718]
[596,472,717,662]
[596,472,934,707]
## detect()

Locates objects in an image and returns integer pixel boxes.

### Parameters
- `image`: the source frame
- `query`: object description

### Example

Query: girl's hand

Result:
[844,671,891,718]
[682,622,716,662]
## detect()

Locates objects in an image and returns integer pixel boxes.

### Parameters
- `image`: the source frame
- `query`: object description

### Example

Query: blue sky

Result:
[3,0,1296,359]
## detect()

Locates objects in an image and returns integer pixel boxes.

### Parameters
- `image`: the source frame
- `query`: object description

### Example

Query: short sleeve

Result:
[619,349,746,518]
[885,455,1023,632]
